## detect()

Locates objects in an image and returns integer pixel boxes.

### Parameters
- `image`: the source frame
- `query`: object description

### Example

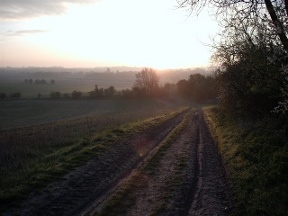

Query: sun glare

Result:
[0,0,218,68]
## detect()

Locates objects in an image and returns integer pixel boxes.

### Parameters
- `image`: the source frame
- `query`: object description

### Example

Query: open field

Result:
[0,77,134,99]
[0,98,190,212]
[3,108,232,216]
[0,99,182,130]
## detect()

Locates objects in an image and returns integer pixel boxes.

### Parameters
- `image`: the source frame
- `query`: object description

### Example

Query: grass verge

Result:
[204,106,288,216]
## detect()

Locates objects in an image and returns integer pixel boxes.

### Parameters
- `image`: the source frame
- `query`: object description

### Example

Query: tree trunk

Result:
[264,0,288,52]
[285,0,288,17]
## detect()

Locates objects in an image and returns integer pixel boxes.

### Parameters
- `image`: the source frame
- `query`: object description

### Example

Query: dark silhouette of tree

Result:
[50,91,61,99]
[50,79,56,85]
[10,92,21,99]
[35,79,47,85]
[89,85,117,99]
[105,86,116,97]
[133,68,159,97]
[177,0,288,51]
[0,92,7,100]
[72,90,82,99]
[177,73,216,102]
[178,0,288,113]
[177,79,190,98]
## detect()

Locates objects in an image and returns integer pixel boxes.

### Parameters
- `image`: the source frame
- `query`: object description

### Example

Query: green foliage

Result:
[216,44,287,117]
[205,107,288,216]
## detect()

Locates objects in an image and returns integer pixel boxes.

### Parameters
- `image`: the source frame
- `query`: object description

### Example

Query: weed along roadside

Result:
[204,106,288,216]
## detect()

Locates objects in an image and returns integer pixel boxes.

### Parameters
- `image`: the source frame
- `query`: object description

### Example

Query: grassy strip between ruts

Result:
[0,107,188,213]
[204,106,288,216]
[94,109,193,216]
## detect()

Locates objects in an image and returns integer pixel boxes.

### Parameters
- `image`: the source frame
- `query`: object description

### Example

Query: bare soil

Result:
[4,108,232,216]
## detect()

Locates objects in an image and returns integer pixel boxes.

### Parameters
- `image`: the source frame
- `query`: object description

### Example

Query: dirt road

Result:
[5,108,232,216]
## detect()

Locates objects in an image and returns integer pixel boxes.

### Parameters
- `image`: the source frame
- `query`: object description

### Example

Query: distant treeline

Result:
[0,92,21,100]
[0,67,216,102]
[0,67,209,85]
[24,79,56,85]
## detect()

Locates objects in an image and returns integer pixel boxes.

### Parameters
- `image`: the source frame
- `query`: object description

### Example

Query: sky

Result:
[0,0,219,69]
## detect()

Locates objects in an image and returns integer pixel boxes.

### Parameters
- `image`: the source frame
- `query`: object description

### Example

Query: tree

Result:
[50,91,61,99]
[0,92,7,100]
[178,0,288,113]
[133,68,159,96]
[50,79,55,85]
[177,0,288,51]
[105,86,116,97]
[10,92,21,99]
[177,74,216,102]
[72,90,82,99]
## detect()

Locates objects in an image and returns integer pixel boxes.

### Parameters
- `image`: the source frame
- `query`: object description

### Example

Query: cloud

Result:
[0,0,97,20]
[6,29,48,37]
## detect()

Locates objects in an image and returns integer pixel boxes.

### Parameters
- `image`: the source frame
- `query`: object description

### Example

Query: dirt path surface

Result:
[5,108,232,216]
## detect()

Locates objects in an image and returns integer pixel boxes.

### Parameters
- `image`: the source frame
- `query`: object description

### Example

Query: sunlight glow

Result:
[0,0,219,69]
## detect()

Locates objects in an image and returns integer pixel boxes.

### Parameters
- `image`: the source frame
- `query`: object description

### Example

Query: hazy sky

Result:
[0,0,219,69]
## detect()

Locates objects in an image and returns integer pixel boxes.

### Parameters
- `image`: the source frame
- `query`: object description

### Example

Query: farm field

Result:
[0,99,180,130]
[0,98,190,213]
[0,77,134,99]
[3,108,232,216]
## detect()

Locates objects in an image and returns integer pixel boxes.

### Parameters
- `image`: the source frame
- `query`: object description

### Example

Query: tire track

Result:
[5,108,233,216]
[91,108,232,216]
[188,109,232,216]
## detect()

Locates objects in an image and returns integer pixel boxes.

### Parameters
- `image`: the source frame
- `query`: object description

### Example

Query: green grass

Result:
[204,106,288,216]
[0,102,187,213]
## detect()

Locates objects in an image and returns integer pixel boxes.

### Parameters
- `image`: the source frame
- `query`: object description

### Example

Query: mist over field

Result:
[0,66,209,98]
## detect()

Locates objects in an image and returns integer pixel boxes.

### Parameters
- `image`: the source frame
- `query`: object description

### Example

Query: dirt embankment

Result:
[5,108,232,216]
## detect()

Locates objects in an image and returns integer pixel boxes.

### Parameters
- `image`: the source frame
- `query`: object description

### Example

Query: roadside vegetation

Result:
[204,106,288,215]
[178,1,288,215]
